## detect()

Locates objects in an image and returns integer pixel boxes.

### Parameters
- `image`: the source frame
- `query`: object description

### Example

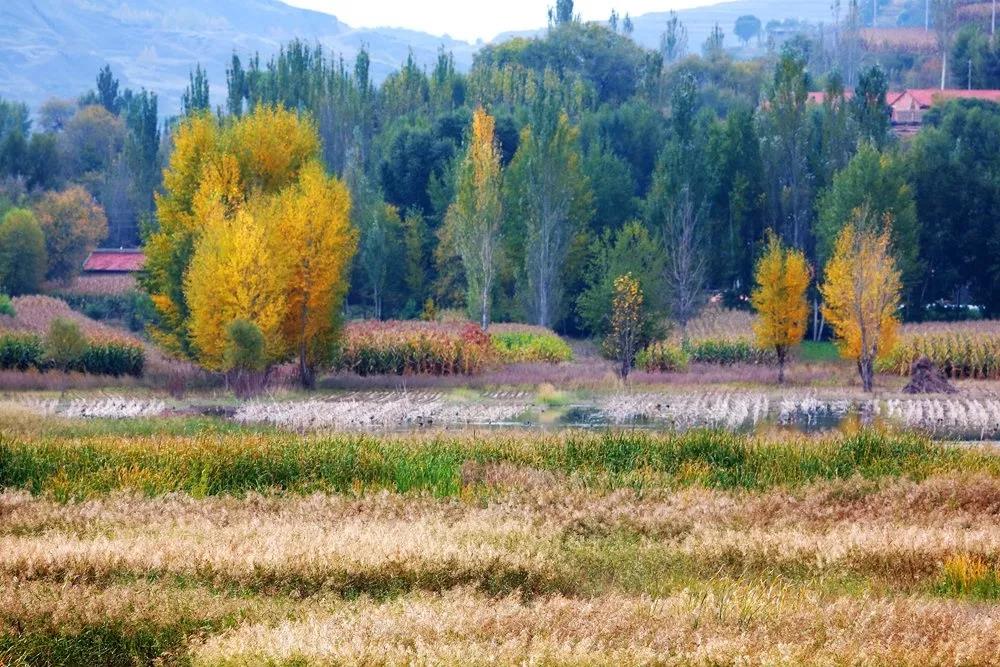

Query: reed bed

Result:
[233,393,529,431]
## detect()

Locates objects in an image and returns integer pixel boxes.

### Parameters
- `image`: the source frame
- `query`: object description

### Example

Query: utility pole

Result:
[968,58,973,89]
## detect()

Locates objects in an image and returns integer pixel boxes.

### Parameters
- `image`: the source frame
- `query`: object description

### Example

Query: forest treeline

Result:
[1,2,999,337]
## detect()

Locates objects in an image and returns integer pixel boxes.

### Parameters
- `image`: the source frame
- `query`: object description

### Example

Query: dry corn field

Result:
[3,410,1000,666]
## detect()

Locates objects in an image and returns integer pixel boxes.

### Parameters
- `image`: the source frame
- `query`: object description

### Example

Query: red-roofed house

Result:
[889,89,1000,126]
[70,249,146,295]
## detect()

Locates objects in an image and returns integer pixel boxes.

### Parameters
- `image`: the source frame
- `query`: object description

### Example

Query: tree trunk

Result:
[777,346,787,384]
[860,355,875,392]
[299,347,315,390]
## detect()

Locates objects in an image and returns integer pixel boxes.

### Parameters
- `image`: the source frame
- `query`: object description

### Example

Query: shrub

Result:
[0,332,44,370]
[604,273,644,379]
[490,330,572,363]
[56,291,156,332]
[224,319,268,397]
[0,293,14,317]
[636,340,689,372]
[334,320,494,376]
[44,317,88,371]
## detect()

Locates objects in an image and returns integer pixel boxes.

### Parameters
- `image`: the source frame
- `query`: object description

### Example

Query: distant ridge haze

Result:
[0,0,831,117]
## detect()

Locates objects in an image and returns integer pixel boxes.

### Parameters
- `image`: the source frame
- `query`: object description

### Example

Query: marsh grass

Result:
[937,554,1000,600]
[1,428,991,501]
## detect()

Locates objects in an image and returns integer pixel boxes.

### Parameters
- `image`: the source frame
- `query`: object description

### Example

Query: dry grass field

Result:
[3,408,1000,665]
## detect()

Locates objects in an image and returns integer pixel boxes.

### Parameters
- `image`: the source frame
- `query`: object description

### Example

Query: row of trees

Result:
[0,67,160,248]
[4,1,1000,354]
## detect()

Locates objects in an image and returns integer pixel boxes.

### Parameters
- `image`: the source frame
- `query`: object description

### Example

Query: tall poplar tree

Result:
[444,107,504,329]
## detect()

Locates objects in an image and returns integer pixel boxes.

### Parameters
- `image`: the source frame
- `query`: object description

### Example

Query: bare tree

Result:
[933,0,958,89]
[663,185,707,329]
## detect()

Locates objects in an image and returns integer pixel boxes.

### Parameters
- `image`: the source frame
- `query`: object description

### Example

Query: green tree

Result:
[577,220,664,338]
[182,64,211,116]
[703,23,725,58]
[44,318,88,371]
[908,100,1000,314]
[659,12,688,63]
[0,208,47,296]
[734,15,762,46]
[851,65,890,149]
[759,52,813,251]
[816,144,919,295]
[96,65,122,115]
[505,104,591,327]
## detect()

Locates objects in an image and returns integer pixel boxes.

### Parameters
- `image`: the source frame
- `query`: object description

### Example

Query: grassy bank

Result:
[1,424,994,500]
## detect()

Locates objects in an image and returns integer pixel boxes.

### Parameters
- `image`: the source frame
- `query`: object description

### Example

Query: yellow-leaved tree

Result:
[444,107,503,330]
[750,230,811,384]
[819,212,902,392]
[142,106,356,389]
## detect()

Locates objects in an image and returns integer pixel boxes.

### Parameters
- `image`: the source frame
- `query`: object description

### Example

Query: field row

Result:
[4,471,1000,665]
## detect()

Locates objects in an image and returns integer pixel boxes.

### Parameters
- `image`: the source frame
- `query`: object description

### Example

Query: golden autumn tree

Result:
[142,106,356,389]
[444,107,503,329]
[819,214,902,392]
[33,186,108,284]
[750,230,811,384]
[272,162,356,388]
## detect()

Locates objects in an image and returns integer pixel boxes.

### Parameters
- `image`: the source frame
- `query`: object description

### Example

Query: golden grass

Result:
[5,416,1000,663]
[192,586,1000,666]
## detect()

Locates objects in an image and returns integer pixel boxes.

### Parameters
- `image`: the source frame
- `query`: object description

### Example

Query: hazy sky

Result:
[281,1,705,42]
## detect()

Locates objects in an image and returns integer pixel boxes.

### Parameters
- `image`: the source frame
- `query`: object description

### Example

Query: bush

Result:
[636,340,689,372]
[56,291,156,332]
[44,317,88,371]
[0,293,14,317]
[0,332,44,370]
[490,331,573,363]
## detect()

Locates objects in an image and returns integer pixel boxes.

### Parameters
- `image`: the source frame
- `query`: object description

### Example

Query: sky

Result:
[280,0,707,43]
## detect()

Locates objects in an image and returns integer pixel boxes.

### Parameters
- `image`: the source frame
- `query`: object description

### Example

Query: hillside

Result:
[0,0,477,116]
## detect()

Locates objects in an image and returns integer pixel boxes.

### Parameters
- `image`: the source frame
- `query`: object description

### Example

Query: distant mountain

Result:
[0,0,478,117]
[626,0,834,54]
[0,0,836,118]
[494,0,834,56]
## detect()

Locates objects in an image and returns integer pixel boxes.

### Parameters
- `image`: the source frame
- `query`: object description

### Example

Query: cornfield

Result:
[639,308,776,368]
[881,321,1000,379]
[334,320,571,376]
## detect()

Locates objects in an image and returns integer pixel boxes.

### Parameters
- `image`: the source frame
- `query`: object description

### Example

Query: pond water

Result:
[12,391,1000,441]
